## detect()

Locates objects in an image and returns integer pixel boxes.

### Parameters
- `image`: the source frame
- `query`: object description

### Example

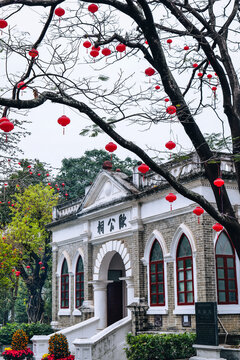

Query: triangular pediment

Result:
[80,170,132,210]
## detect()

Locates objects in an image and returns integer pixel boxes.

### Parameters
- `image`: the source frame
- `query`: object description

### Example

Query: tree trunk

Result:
[27,288,44,323]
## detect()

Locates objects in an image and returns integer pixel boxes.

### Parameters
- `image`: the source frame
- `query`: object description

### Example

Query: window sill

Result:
[147,307,168,315]
[58,309,71,316]
[72,309,82,316]
[173,306,195,315]
[218,305,240,314]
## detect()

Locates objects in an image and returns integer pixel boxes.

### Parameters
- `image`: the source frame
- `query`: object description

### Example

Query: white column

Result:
[120,276,134,316]
[91,280,112,329]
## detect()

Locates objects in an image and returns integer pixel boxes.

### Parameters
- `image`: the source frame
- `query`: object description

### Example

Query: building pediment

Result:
[80,170,138,211]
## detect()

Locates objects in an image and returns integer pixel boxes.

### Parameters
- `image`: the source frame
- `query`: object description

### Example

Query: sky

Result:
[1,2,231,175]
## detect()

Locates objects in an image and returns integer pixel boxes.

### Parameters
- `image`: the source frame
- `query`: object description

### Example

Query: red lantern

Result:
[212,86,217,91]
[55,7,65,17]
[12,269,15,272]
[38,173,41,176]
[15,271,20,277]
[214,178,224,187]
[193,206,204,224]
[88,4,98,13]
[165,140,176,150]
[105,141,117,160]
[27,165,31,168]
[0,117,9,124]
[166,105,176,115]
[167,38,172,49]
[184,45,189,50]
[164,98,169,103]
[90,49,99,58]
[65,193,68,197]
[207,74,212,79]
[0,19,8,29]
[0,119,14,142]
[197,72,203,77]
[62,183,65,187]
[138,163,150,174]
[57,115,71,134]
[116,43,126,53]
[212,223,223,232]
[102,48,111,56]
[92,46,100,52]
[83,40,91,53]
[29,48,39,58]
[145,67,155,77]
[155,85,160,90]
[39,261,43,265]
[17,81,27,90]
[192,63,198,68]
[165,192,177,211]
[26,265,30,269]
[41,266,45,270]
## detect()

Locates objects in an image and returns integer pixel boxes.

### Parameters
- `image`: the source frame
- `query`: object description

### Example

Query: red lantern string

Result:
[165,193,177,211]
[193,206,204,224]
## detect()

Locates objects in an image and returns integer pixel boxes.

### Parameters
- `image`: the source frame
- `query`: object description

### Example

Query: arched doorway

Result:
[107,252,126,326]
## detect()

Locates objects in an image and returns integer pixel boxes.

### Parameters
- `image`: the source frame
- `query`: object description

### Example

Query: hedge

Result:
[0,323,54,345]
[125,332,196,360]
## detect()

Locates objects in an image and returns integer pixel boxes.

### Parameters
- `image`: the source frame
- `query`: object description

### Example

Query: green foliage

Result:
[55,149,137,200]
[0,238,19,289]
[0,323,54,345]
[15,282,28,324]
[204,133,232,152]
[48,334,70,359]
[125,332,196,360]
[11,329,28,350]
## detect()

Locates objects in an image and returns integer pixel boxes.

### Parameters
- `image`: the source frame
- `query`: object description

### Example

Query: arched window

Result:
[149,240,165,306]
[216,232,238,304]
[75,256,84,308]
[61,259,69,308]
[176,235,194,305]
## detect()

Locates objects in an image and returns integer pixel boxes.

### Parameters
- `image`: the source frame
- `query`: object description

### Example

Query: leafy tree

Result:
[4,184,58,323]
[55,149,138,200]
[0,1,240,255]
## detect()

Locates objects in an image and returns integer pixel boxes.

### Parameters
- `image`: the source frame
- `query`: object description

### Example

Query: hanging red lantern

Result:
[0,19,8,29]
[164,98,169,103]
[26,265,30,269]
[138,163,150,174]
[0,117,9,124]
[214,177,224,188]
[57,187,60,191]
[83,40,92,53]
[62,183,65,187]
[105,141,117,160]
[92,46,100,52]
[165,192,177,211]
[197,72,203,77]
[15,271,20,277]
[193,206,204,224]
[165,140,176,150]
[12,269,15,272]
[212,86,217,92]
[155,85,160,90]
[39,261,43,265]
[27,165,31,168]
[57,115,71,134]
[28,48,39,58]
[145,67,155,77]
[88,4,98,13]
[0,119,14,142]
[90,49,99,58]
[65,193,68,197]
[37,173,41,176]
[167,38,172,49]
[166,105,177,115]
[17,81,27,90]
[102,48,111,56]
[55,7,65,17]
[192,63,198,68]
[116,43,126,53]
[41,266,45,270]
[207,74,212,80]
[184,45,189,50]
[212,223,223,232]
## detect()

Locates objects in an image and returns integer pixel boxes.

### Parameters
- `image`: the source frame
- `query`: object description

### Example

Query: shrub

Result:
[0,323,54,345]
[11,329,28,350]
[125,332,196,360]
[48,334,70,360]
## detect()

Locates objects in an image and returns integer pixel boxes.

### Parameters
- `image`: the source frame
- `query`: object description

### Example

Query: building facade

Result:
[48,153,240,338]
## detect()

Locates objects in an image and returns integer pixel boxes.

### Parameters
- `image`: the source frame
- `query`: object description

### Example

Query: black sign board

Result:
[195,302,218,346]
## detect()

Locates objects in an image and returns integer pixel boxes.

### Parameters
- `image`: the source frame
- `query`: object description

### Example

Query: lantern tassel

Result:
[170,204,172,211]
[63,128,65,135]
[198,217,200,224]
[5,134,7,142]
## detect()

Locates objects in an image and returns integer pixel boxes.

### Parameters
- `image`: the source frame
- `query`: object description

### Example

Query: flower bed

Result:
[2,347,34,360]
[41,355,75,360]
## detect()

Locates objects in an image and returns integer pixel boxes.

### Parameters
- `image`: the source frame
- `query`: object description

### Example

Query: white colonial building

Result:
[32,153,240,360]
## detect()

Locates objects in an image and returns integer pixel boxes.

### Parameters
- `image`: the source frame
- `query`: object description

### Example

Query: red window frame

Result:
[61,259,69,309]
[215,233,238,305]
[176,235,194,306]
[149,240,165,306]
[75,257,84,308]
